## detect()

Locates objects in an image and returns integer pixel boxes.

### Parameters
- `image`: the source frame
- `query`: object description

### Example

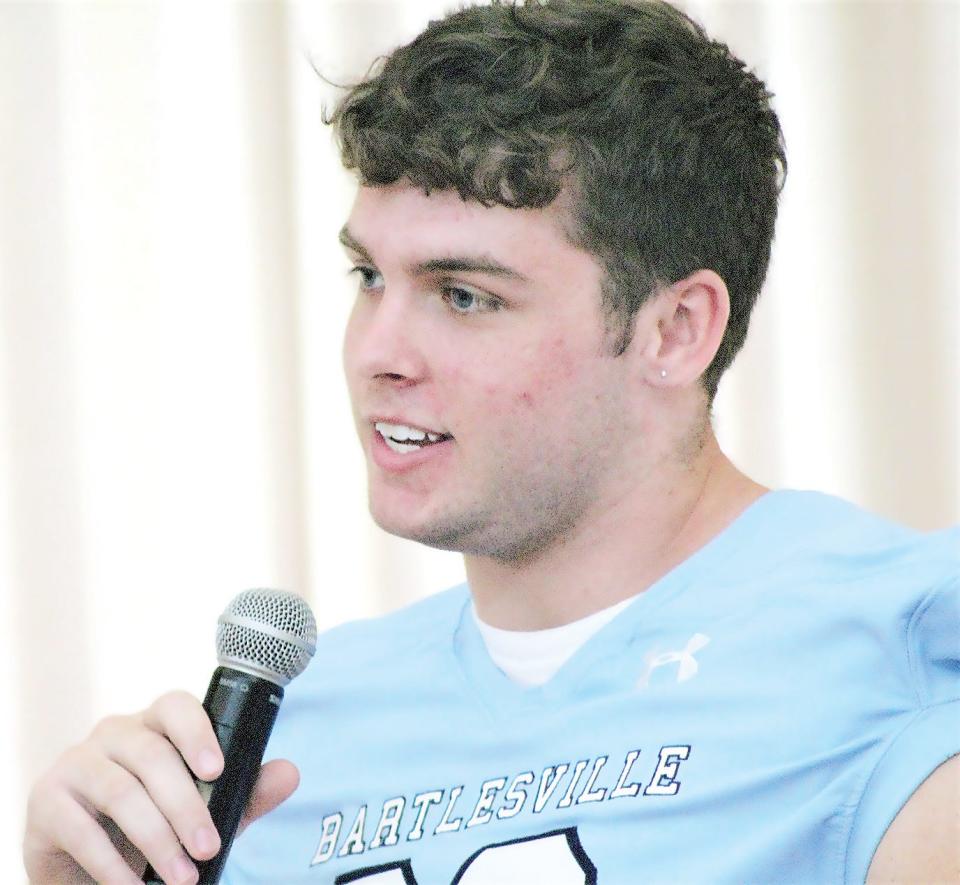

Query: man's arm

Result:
[867,754,960,883]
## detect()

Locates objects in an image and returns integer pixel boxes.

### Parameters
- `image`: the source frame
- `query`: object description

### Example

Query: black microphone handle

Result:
[142,666,283,884]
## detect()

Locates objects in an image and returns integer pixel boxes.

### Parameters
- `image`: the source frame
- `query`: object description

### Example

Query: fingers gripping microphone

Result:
[143,589,317,884]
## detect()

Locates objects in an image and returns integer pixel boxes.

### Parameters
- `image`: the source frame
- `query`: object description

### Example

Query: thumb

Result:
[238,758,300,834]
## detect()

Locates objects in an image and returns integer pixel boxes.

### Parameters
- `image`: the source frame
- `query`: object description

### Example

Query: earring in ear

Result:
[660,369,667,379]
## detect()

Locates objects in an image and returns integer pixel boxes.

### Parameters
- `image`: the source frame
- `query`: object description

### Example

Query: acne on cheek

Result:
[475,380,536,413]
[505,338,579,410]
[476,334,579,413]
[481,371,545,411]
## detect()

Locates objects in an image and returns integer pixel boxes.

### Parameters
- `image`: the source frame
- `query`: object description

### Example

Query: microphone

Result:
[143,588,317,884]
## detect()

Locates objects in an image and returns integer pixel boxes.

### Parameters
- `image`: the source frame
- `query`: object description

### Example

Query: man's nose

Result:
[346,288,428,385]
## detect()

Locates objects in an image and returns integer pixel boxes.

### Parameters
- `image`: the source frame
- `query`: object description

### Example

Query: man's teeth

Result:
[374,422,449,453]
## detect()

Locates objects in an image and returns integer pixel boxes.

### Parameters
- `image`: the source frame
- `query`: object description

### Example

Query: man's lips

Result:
[369,423,454,473]
[373,418,453,445]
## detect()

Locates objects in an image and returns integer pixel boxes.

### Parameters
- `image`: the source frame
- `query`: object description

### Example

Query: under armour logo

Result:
[636,633,711,688]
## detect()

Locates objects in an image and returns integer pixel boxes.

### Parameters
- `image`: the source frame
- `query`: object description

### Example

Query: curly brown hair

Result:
[327,0,786,402]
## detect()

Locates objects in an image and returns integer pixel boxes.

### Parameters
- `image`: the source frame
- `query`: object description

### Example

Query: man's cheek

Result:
[477,381,541,415]
[516,390,536,409]
[511,348,580,412]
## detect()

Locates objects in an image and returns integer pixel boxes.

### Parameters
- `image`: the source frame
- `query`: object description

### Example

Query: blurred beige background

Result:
[1,0,957,879]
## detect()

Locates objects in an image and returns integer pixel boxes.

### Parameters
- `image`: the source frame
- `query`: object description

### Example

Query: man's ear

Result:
[636,270,730,388]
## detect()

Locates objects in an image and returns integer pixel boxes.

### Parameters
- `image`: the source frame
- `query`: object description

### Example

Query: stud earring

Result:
[660,369,667,379]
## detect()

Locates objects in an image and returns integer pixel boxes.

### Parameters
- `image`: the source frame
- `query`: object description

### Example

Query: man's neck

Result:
[464,431,768,631]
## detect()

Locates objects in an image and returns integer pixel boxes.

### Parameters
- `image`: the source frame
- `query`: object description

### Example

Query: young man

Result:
[23,1,958,883]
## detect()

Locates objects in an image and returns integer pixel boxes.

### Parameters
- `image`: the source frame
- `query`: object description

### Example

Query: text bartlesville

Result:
[312,744,692,865]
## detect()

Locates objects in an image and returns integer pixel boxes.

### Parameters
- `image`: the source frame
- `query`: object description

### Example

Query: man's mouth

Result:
[374,421,453,454]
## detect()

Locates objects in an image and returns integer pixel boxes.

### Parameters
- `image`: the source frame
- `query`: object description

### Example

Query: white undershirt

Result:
[471,595,639,687]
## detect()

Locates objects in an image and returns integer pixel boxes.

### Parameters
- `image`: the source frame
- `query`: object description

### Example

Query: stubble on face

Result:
[345,182,642,566]
[378,368,635,567]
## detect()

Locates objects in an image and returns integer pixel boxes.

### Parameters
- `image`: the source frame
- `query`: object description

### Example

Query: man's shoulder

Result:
[692,489,957,629]
[756,489,958,581]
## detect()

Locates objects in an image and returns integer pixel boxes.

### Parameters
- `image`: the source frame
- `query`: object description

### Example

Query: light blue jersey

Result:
[222,491,959,884]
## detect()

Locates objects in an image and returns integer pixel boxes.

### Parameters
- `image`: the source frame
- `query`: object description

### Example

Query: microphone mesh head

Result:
[216,589,317,686]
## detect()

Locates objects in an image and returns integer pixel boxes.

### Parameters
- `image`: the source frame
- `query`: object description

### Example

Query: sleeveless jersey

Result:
[222,490,959,884]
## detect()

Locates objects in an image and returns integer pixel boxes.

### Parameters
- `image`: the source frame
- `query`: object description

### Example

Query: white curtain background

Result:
[1,1,956,878]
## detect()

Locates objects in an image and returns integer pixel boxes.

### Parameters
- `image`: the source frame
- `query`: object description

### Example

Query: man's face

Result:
[342,183,643,561]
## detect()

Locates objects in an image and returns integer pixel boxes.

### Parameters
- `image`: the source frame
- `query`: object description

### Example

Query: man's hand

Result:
[23,690,299,885]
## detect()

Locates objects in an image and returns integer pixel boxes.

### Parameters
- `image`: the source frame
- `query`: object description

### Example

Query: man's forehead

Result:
[348,181,533,227]
[343,182,583,265]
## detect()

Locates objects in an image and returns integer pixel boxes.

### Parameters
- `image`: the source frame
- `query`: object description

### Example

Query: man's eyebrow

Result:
[418,256,529,282]
[338,225,529,283]
[338,226,372,260]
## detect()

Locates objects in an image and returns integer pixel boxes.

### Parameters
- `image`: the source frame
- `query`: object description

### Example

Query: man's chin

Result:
[368,506,475,554]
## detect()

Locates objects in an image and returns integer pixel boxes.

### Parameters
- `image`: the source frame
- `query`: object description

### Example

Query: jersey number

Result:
[335,827,597,884]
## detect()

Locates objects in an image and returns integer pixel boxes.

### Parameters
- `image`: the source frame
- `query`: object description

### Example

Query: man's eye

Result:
[443,286,501,314]
[349,266,383,290]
